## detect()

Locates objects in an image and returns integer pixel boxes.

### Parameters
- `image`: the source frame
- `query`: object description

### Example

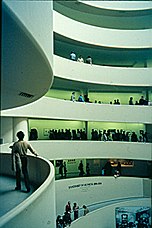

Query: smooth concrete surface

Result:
[54,56,152,87]
[71,198,151,228]
[54,11,152,48]
[55,176,151,215]
[0,175,34,217]
[1,97,152,124]
[0,153,56,228]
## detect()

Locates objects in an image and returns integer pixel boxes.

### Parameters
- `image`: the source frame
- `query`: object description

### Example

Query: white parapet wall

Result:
[0,153,56,228]
[70,198,151,228]
[55,176,151,215]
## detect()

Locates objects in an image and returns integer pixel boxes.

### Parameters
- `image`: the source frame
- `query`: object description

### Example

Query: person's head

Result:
[83,205,86,209]
[16,131,25,140]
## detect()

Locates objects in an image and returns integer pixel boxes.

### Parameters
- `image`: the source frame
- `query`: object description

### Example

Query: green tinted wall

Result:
[45,89,147,105]
[45,89,80,101]
[29,119,145,140]
[88,122,145,139]
[88,92,145,105]
[29,119,85,139]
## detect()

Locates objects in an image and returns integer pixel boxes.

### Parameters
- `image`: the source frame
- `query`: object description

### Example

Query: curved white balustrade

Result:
[54,11,152,48]
[54,56,152,87]
[0,153,56,228]
[29,140,152,161]
[55,176,151,215]
[54,1,152,30]
[1,97,151,124]
[80,1,152,11]
[71,198,151,228]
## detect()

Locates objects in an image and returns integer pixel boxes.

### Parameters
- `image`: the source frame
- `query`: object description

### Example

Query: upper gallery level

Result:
[54,1,152,30]
[53,55,152,87]
[53,11,152,49]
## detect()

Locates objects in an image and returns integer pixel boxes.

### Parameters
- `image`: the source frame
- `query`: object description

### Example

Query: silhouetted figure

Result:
[104,161,113,176]
[63,212,71,227]
[11,131,38,193]
[65,201,71,213]
[84,94,89,102]
[116,161,122,175]
[78,160,85,176]
[56,215,64,228]
[129,97,134,105]
[103,130,107,141]
[116,99,120,105]
[59,161,64,178]
[131,132,138,142]
[73,202,79,220]
[63,162,67,178]
[143,132,148,142]
[86,163,90,176]
[139,96,145,105]
[29,128,38,140]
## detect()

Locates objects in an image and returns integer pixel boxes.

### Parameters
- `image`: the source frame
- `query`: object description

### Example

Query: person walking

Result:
[11,131,38,193]
[73,202,79,220]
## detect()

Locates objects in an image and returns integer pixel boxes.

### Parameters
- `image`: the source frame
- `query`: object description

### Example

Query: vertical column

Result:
[85,121,88,140]
[146,90,149,103]
[13,118,28,141]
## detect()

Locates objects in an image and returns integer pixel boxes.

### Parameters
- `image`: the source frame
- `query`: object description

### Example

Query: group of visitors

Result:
[56,201,89,228]
[70,92,150,106]
[71,92,89,103]
[58,160,90,179]
[129,96,149,106]
[91,129,148,143]
[49,129,87,141]
[48,128,149,142]
[70,51,93,65]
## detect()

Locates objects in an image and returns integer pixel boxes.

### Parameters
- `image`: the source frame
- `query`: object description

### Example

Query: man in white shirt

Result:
[12,131,38,193]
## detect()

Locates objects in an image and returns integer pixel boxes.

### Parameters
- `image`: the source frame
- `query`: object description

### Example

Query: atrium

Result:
[1,1,152,227]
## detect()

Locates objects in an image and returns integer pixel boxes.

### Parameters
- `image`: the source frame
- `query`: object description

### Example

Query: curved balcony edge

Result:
[0,153,56,228]
[1,97,152,124]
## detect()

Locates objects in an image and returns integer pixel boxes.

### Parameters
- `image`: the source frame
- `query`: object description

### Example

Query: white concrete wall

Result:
[54,56,152,87]
[1,97,152,124]
[30,141,152,162]
[55,176,149,215]
[54,11,152,48]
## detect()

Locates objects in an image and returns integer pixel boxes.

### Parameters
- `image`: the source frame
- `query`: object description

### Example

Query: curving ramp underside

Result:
[1,1,54,110]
